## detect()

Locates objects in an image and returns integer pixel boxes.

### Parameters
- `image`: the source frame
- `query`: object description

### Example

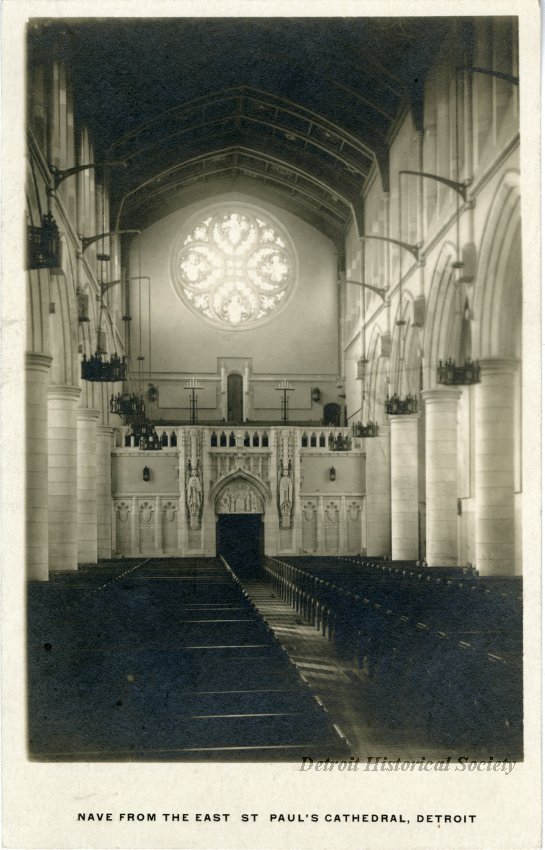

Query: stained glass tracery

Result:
[173,209,295,327]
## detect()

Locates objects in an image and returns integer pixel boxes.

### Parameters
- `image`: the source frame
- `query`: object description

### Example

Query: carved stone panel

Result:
[162,500,178,552]
[302,500,317,553]
[216,480,263,514]
[115,500,131,554]
[324,500,340,552]
[347,500,362,553]
[139,500,155,551]
[210,451,270,485]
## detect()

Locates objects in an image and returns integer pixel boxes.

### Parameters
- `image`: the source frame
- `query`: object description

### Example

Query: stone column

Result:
[365,428,391,557]
[475,358,518,575]
[96,425,114,559]
[422,388,461,566]
[47,385,81,571]
[26,353,53,581]
[77,408,99,564]
[390,414,419,560]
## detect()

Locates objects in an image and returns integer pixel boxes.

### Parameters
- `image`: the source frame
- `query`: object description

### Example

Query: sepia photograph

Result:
[2,2,541,848]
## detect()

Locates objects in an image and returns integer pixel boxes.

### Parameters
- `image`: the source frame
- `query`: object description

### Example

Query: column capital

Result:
[26,352,53,373]
[96,424,115,437]
[421,388,462,404]
[479,357,519,374]
[47,384,81,402]
[77,408,100,422]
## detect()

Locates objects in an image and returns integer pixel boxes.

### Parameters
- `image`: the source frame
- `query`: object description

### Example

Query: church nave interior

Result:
[25,16,524,762]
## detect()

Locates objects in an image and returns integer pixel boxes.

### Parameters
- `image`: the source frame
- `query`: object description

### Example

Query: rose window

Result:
[173,208,295,328]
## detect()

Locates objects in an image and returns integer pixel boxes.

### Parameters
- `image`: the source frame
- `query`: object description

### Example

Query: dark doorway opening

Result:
[323,402,341,426]
[217,514,264,576]
[227,373,243,423]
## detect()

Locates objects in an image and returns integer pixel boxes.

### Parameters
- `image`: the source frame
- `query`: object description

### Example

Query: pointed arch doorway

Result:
[215,478,264,575]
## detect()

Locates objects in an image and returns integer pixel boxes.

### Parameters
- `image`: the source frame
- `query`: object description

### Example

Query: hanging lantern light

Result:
[115,234,161,444]
[81,351,127,382]
[385,393,419,415]
[110,390,146,418]
[437,358,480,385]
[356,358,368,380]
[27,212,62,271]
[81,180,127,383]
[77,290,90,323]
[352,420,380,437]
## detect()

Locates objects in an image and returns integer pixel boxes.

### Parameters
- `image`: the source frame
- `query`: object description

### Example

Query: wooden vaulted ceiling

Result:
[29,18,451,248]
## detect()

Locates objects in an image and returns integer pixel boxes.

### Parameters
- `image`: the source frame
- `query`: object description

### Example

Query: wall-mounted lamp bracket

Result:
[360,234,421,261]
[456,65,519,86]
[101,279,121,295]
[80,229,141,253]
[399,170,471,202]
[49,161,127,190]
[345,279,387,300]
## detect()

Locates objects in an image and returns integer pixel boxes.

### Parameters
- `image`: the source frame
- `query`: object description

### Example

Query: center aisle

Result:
[28,558,349,761]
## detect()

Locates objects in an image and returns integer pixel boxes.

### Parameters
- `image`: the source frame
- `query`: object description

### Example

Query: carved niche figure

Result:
[186,465,203,530]
[246,491,258,512]
[234,489,246,512]
[278,466,293,529]
[218,482,261,514]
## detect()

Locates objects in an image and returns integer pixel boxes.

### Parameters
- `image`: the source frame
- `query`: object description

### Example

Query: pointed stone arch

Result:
[209,468,271,509]
[48,269,79,387]
[365,323,389,425]
[473,171,521,359]
[422,241,463,390]
[26,158,51,356]
[390,297,422,398]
